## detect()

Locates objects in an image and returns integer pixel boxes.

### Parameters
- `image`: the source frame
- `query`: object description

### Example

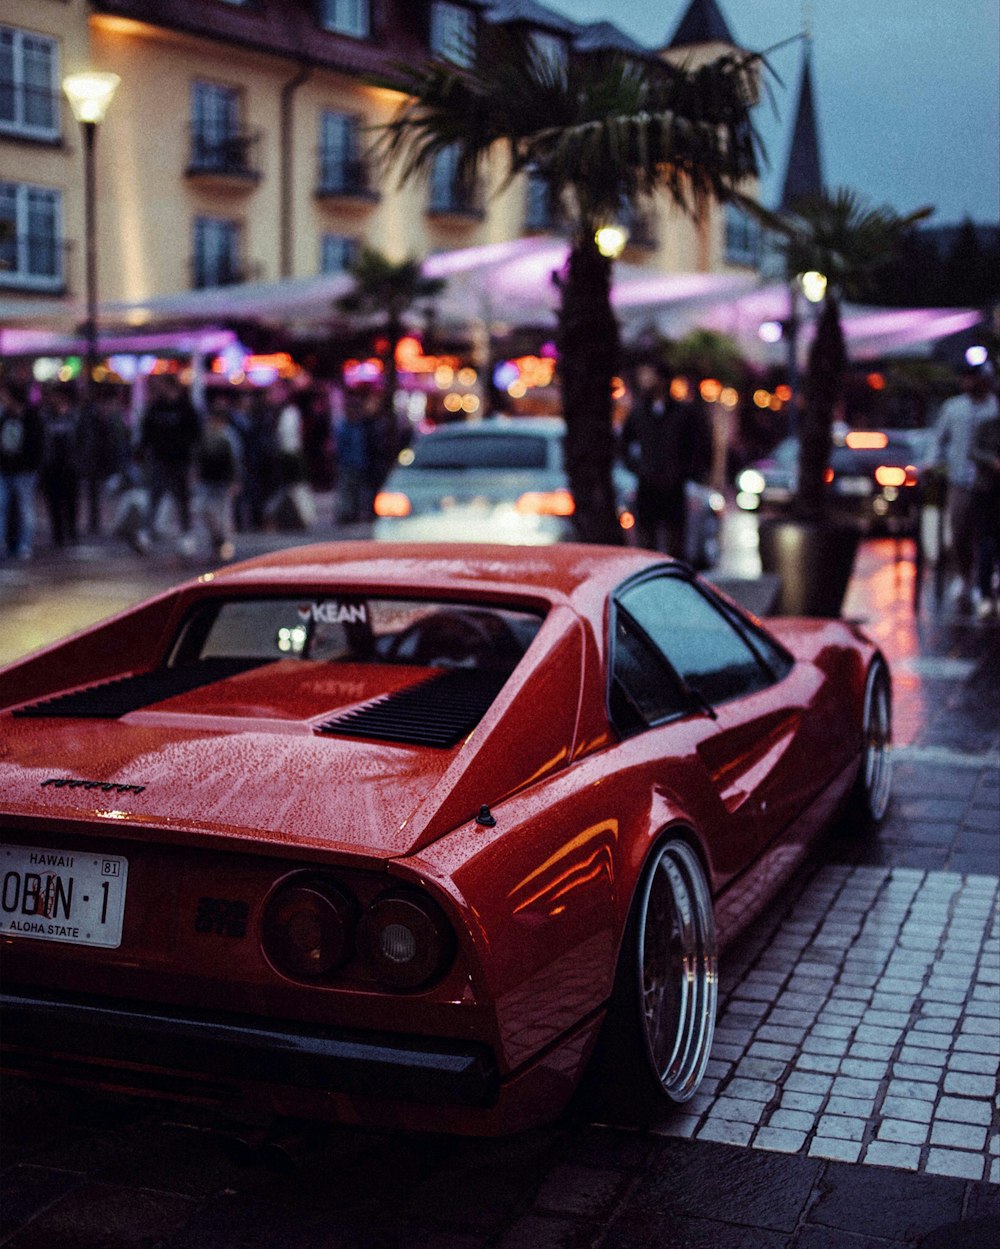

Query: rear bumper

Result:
[1,988,497,1109]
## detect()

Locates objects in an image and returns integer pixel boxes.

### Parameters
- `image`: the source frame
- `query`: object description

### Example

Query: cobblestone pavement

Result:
[1,533,997,1248]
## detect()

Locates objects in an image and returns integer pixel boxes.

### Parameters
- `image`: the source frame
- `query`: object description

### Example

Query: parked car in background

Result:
[0,541,892,1134]
[374,417,724,568]
[736,429,932,534]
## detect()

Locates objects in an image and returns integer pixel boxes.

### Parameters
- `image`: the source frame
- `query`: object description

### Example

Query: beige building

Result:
[1,0,760,337]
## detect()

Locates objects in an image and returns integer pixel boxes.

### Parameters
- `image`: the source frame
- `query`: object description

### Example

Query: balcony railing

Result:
[0,233,68,292]
[316,158,379,202]
[190,257,262,290]
[186,126,262,182]
[427,182,484,221]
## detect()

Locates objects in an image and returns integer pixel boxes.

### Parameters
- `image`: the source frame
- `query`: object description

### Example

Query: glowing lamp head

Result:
[63,72,121,124]
[595,224,629,258]
[799,270,827,303]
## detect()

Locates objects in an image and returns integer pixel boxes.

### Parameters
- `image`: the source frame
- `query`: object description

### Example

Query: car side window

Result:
[617,574,776,707]
[609,608,690,733]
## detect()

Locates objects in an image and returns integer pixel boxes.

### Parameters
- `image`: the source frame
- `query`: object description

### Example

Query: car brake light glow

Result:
[824,467,835,484]
[845,432,889,450]
[619,509,635,531]
[515,489,575,517]
[374,491,412,518]
[875,465,907,487]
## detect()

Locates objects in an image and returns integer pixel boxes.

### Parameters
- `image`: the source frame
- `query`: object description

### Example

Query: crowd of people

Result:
[1,361,997,617]
[0,372,390,564]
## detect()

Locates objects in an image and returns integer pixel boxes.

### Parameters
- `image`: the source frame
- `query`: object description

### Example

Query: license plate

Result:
[0,844,128,948]
[834,476,873,497]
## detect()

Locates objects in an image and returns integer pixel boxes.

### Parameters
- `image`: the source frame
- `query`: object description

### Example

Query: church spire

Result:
[666,0,736,49]
[780,40,824,210]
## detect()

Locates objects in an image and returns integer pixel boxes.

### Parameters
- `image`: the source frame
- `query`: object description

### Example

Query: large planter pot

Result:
[758,518,860,617]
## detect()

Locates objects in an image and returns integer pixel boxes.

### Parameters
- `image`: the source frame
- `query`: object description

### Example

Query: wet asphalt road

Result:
[0,529,997,1248]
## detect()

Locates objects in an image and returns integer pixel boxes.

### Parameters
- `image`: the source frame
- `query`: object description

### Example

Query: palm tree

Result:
[779,189,932,520]
[374,27,770,543]
[337,246,445,474]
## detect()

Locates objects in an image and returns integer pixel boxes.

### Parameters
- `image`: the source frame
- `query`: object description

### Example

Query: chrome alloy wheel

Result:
[862,661,893,823]
[635,840,717,1103]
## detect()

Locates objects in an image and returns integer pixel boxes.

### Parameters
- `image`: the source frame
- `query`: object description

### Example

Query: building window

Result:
[193,215,242,287]
[428,143,479,216]
[430,2,475,67]
[190,80,255,175]
[0,181,63,290]
[529,30,568,76]
[525,169,556,231]
[321,233,358,274]
[0,26,59,140]
[318,0,369,38]
[725,204,760,267]
[318,110,365,195]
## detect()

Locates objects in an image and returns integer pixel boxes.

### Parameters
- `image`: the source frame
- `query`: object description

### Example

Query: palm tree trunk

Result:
[556,239,623,544]
[795,295,846,522]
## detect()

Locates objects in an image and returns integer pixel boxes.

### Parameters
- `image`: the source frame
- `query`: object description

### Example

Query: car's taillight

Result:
[619,509,635,531]
[904,465,918,487]
[261,877,357,979]
[357,891,455,990]
[515,488,574,517]
[374,491,412,518]
[875,465,907,488]
[824,467,835,484]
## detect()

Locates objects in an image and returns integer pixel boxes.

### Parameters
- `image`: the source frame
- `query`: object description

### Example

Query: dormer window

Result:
[529,29,567,76]
[430,2,476,68]
[319,0,370,39]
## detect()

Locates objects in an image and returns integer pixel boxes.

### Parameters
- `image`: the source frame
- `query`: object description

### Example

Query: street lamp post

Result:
[62,71,119,533]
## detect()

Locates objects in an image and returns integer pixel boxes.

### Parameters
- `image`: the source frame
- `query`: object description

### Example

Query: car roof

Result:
[210,540,667,611]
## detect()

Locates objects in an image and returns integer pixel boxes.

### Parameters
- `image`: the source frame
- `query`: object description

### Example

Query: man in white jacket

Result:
[933,362,999,612]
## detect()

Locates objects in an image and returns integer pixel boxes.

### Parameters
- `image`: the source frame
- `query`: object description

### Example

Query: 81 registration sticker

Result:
[1,845,128,948]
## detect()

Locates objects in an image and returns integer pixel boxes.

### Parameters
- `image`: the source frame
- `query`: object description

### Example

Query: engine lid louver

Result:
[317,668,509,749]
[12,658,267,719]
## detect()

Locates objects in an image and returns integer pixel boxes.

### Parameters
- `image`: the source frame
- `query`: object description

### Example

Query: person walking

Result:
[196,398,241,561]
[932,361,999,612]
[136,373,201,547]
[0,380,44,561]
[969,398,1000,619]
[39,383,82,547]
[620,361,711,558]
[335,384,379,524]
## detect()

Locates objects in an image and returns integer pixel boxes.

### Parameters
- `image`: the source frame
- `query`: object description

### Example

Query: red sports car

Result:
[0,543,891,1135]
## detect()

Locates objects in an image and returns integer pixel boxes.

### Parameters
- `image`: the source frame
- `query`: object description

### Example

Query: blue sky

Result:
[546,0,1000,226]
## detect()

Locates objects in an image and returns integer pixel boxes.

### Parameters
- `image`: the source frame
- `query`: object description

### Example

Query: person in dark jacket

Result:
[39,383,82,547]
[970,404,1000,618]
[0,380,44,560]
[620,362,711,557]
[137,373,201,543]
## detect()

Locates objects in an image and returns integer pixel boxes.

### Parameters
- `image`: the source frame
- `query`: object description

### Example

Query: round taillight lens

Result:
[358,892,455,990]
[261,878,356,980]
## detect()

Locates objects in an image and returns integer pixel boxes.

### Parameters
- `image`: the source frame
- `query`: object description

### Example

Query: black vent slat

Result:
[13,659,267,719]
[317,669,508,749]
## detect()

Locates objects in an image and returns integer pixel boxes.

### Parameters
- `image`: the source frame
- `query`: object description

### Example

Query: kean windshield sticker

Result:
[297,602,368,625]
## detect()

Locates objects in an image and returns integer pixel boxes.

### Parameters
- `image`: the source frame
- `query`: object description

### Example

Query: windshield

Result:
[171,596,544,676]
[408,432,552,471]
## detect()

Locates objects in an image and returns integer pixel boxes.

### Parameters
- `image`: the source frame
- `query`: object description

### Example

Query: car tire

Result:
[849,657,893,826]
[580,837,717,1125]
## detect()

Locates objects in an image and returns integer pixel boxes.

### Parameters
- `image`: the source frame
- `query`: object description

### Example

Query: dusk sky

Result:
[547,0,1000,227]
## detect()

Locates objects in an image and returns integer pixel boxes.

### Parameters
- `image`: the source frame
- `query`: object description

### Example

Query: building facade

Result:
[1,0,761,333]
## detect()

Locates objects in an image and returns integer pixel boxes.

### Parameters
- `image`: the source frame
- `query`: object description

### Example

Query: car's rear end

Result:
[0,566,603,1133]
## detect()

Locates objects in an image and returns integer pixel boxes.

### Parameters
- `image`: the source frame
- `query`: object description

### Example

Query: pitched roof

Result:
[666,0,736,48]
[573,20,648,55]
[483,0,579,34]
[780,48,825,210]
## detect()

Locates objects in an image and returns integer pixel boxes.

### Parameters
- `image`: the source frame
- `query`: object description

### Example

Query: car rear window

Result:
[409,433,550,470]
[171,597,544,676]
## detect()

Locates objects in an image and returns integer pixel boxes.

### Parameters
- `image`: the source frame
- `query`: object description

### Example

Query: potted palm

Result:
[759,188,931,614]
[372,26,771,543]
